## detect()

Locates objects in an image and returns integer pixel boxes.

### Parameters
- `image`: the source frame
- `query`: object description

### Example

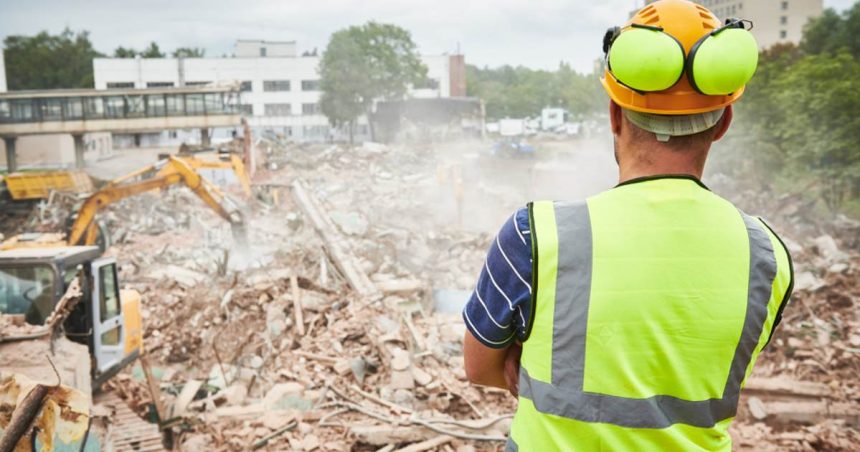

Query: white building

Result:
[641,1,823,49]
[0,50,7,92]
[93,41,466,143]
[234,40,297,58]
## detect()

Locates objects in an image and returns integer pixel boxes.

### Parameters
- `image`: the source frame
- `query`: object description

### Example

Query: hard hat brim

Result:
[601,74,744,116]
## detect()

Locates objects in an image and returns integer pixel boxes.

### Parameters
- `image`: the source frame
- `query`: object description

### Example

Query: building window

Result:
[239,104,254,115]
[185,94,205,114]
[301,80,320,91]
[780,16,788,25]
[39,99,63,121]
[105,96,125,118]
[263,80,291,92]
[302,103,320,115]
[185,81,211,87]
[84,98,104,119]
[126,95,145,117]
[240,81,253,92]
[780,30,788,39]
[10,100,34,121]
[107,82,134,89]
[146,94,166,116]
[63,98,84,120]
[264,103,292,116]
[303,125,329,138]
[260,47,267,57]
[165,94,185,116]
[782,1,789,10]
[146,82,174,88]
[414,78,440,90]
[204,93,224,113]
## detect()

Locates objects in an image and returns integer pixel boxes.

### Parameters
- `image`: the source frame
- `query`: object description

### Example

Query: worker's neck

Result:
[617,145,707,185]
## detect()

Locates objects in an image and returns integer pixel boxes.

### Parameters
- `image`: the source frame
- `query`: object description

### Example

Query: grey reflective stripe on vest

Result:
[518,203,777,429]
[505,438,519,452]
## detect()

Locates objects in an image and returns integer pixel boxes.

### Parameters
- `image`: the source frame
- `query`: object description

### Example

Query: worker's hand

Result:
[504,342,523,398]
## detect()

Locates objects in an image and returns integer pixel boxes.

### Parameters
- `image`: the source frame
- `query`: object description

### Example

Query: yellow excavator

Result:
[2,156,247,251]
[173,153,252,198]
[0,156,248,450]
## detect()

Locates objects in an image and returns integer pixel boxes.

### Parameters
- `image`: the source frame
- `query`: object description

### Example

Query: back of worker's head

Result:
[601,0,758,146]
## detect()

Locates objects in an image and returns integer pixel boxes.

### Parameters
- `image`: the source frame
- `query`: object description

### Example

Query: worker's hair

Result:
[625,116,722,152]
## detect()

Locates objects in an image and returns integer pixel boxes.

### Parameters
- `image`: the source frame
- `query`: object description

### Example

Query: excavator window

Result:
[62,264,90,345]
[98,264,122,345]
[0,265,56,325]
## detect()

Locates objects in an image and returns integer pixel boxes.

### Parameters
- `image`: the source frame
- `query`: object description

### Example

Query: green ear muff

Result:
[687,25,759,95]
[608,26,686,92]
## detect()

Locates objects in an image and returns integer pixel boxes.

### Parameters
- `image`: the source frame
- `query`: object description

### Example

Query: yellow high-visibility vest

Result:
[508,176,793,451]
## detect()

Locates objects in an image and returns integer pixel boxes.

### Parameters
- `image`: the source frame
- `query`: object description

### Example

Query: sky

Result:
[0,0,855,74]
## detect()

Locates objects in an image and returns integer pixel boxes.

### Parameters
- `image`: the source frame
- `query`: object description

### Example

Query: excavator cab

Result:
[0,246,143,386]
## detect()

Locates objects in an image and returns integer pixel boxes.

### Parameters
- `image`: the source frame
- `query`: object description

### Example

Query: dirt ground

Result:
[3,135,858,450]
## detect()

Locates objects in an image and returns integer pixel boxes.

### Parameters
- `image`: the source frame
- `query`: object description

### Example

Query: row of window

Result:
[244,79,322,92]
[257,103,320,116]
[106,80,323,92]
[0,92,237,123]
[107,81,215,89]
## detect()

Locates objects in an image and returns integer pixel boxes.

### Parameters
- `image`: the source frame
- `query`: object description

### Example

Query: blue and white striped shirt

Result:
[462,207,533,348]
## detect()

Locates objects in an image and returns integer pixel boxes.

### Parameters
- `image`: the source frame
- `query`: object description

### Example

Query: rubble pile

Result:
[4,139,857,450]
[94,141,515,450]
[728,232,860,451]
[704,176,860,450]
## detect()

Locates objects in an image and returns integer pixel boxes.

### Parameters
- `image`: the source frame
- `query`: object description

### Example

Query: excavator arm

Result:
[68,156,246,247]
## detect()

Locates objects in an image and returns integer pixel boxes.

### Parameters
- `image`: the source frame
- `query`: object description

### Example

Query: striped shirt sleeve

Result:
[462,207,533,349]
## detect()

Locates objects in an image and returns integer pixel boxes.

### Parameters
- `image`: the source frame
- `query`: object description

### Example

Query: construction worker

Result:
[462,1,794,450]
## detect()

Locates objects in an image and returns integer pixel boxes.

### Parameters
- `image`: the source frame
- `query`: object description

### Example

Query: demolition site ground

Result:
[2,136,859,451]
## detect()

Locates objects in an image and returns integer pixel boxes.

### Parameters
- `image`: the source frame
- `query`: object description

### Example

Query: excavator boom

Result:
[67,156,246,248]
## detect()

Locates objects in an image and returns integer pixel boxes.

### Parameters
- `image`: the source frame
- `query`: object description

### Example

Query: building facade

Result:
[93,41,467,143]
[0,50,7,92]
[641,0,823,49]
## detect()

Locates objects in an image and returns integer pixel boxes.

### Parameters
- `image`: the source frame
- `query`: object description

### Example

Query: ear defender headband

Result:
[603,19,759,96]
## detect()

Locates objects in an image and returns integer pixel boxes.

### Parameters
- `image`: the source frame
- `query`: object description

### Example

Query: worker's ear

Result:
[713,105,733,142]
[609,100,623,136]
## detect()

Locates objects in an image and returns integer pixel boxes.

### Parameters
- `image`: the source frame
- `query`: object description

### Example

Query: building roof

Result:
[0,84,240,99]
[0,246,101,261]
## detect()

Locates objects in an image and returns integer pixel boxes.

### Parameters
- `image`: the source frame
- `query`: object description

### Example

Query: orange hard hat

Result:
[601,0,744,115]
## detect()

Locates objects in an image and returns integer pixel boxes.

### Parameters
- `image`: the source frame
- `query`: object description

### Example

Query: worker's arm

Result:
[461,208,533,397]
[464,333,522,395]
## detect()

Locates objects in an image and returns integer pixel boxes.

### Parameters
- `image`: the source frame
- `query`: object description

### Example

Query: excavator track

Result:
[94,391,164,451]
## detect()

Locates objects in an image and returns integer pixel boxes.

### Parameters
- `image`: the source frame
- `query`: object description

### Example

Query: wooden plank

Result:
[744,377,832,398]
[290,179,380,298]
[393,435,454,452]
[139,354,167,421]
[291,274,306,336]
[172,379,203,417]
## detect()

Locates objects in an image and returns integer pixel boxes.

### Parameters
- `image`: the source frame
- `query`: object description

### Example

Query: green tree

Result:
[113,46,138,58]
[319,31,369,144]
[3,28,103,89]
[319,22,427,142]
[772,51,860,213]
[172,47,206,58]
[713,2,860,215]
[801,3,860,56]
[139,42,165,58]
[466,63,605,120]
